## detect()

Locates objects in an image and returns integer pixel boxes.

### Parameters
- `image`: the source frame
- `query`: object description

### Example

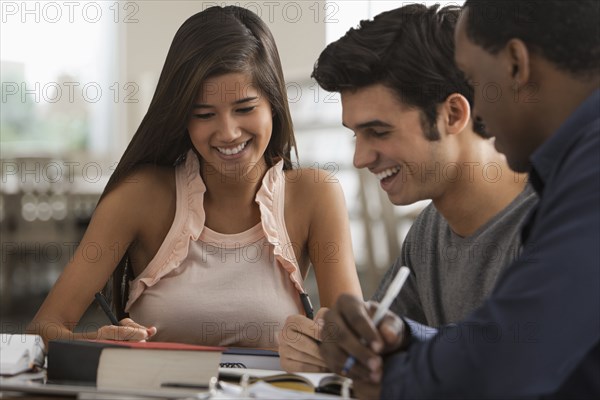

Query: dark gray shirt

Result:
[372,185,538,327]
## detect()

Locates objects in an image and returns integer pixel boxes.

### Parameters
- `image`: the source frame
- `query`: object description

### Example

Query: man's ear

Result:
[505,38,531,89]
[441,93,471,135]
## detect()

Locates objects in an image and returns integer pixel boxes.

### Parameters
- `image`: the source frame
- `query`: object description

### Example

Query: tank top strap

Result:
[126,149,206,310]
[255,160,305,295]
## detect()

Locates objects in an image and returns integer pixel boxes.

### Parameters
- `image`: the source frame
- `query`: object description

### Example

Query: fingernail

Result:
[371,341,383,353]
[368,357,381,371]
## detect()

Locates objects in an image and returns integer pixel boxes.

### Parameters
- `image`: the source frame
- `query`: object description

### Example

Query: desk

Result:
[1,378,211,399]
[1,371,347,399]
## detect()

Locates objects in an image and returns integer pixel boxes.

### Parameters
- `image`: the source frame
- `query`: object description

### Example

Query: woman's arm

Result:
[280,168,362,372]
[26,167,169,346]
[306,168,362,306]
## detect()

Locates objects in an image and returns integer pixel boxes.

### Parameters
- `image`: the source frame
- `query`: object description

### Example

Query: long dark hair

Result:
[103,6,297,318]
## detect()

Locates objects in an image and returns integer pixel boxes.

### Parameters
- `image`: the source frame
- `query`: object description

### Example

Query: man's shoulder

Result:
[400,202,446,270]
[493,184,538,227]
[514,183,538,207]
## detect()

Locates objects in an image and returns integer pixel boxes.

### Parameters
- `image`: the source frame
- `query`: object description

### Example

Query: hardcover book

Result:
[47,339,223,392]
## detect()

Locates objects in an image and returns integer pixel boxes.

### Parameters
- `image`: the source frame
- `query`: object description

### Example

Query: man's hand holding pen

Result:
[319,295,409,400]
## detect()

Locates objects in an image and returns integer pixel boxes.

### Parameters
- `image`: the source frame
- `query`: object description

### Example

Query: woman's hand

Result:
[95,318,157,342]
[279,308,329,372]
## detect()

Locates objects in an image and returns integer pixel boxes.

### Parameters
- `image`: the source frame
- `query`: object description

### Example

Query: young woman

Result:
[28,6,361,352]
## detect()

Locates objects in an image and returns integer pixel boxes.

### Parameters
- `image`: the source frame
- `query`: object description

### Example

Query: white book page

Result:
[0,334,45,375]
[248,381,342,399]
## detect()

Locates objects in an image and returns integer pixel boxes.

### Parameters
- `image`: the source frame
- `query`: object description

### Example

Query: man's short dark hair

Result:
[463,0,600,79]
[312,4,488,140]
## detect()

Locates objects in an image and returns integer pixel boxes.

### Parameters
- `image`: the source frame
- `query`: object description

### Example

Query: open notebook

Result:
[219,367,352,396]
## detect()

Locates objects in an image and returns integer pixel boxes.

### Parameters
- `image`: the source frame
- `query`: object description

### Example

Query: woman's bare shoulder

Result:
[115,164,174,195]
[284,167,344,208]
[100,164,176,215]
[91,165,176,257]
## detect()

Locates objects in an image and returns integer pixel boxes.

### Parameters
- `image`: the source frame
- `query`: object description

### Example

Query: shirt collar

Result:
[530,89,600,191]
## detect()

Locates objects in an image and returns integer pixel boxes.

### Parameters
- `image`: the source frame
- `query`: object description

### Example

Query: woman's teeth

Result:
[217,140,248,155]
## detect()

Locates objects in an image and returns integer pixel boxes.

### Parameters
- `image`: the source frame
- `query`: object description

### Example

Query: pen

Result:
[94,292,121,326]
[341,266,410,375]
[160,382,209,389]
[300,292,314,320]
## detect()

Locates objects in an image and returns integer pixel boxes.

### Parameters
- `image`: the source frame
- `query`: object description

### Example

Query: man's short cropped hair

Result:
[463,0,600,79]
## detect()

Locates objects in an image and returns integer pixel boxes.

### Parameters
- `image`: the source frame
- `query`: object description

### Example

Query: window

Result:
[326,0,465,44]
[1,0,123,158]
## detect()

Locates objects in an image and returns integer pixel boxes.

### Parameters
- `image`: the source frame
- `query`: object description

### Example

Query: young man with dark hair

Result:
[278,3,536,374]
[320,1,599,398]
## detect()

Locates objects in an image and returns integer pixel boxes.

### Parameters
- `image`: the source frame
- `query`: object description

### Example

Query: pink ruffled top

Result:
[126,150,305,347]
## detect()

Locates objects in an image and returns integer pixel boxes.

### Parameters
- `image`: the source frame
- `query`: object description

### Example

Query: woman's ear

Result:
[441,93,471,135]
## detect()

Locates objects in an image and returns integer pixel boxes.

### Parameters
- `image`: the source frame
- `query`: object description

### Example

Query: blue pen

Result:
[341,266,410,375]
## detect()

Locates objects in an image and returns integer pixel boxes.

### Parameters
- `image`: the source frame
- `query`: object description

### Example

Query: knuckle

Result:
[319,342,332,357]
[346,312,367,327]
[323,310,336,325]
[119,326,137,340]
[321,321,340,342]
[120,319,135,327]
[336,327,349,342]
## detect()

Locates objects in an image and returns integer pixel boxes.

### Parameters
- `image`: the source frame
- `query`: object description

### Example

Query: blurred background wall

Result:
[1,1,461,333]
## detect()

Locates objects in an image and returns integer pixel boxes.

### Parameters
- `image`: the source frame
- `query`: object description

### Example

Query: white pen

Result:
[372,266,410,325]
[341,266,410,375]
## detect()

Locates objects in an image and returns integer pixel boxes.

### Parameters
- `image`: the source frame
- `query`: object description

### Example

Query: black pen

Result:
[94,292,121,326]
[161,382,210,389]
[300,292,314,320]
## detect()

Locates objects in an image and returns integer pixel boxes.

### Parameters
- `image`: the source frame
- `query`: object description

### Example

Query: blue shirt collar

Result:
[530,89,600,191]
